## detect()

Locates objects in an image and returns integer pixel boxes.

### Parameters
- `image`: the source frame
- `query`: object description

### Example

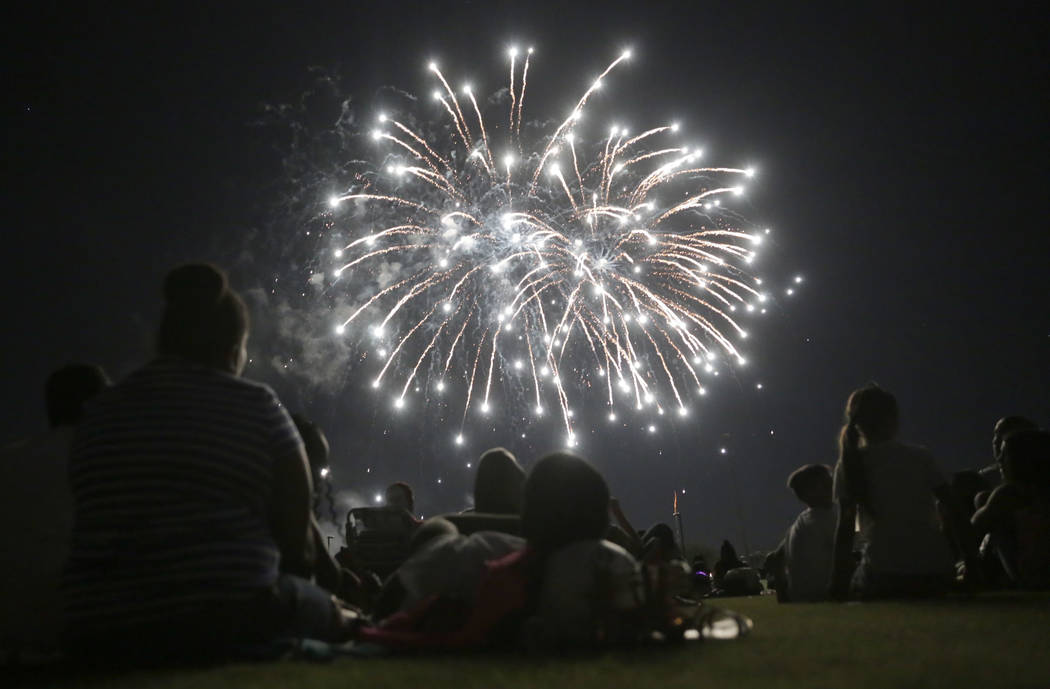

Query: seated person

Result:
[386,481,421,522]
[519,452,644,646]
[472,447,526,514]
[978,416,1038,488]
[442,448,526,536]
[769,464,837,602]
[712,540,745,589]
[829,385,979,599]
[62,265,357,659]
[972,430,1050,589]
[0,364,109,654]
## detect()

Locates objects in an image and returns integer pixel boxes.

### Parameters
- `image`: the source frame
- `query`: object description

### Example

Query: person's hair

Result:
[157,264,249,371]
[409,517,459,553]
[1001,430,1050,493]
[995,415,1038,438]
[45,364,110,427]
[386,481,415,511]
[473,447,526,514]
[837,384,898,513]
[787,464,833,507]
[291,414,337,526]
[521,452,609,556]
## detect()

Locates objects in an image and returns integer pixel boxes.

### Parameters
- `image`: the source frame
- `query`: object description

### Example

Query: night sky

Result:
[6,2,1048,553]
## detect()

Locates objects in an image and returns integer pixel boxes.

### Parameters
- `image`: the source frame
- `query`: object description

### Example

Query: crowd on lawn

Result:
[1,263,1047,663]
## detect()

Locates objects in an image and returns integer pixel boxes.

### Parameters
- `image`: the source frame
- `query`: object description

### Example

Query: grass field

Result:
[12,592,1050,689]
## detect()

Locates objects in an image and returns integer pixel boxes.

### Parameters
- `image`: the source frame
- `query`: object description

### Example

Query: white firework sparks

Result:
[326,46,786,446]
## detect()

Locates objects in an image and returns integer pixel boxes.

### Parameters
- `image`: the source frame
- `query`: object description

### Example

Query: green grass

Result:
[14,593,1050,689]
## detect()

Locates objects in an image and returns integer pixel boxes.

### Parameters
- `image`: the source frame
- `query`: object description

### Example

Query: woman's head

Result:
[522,452,609,554]
[157,264,249,374]
[474,447,526,514]
[844,384,898,445]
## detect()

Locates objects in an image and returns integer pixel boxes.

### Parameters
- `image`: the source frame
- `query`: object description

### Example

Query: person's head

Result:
[291,414,330,480]
[157,264,249,375]
[838,384,898,514]
[641,523,679,561]
[473,447,526,514]
[385,481,415,513]
[993,416,1038,464]
[787,464,833,509]
[1000,430,1050,491]
[521,452,610,554]
[45,364,110,428]
[843,384,899,445]
[409,517,458,553]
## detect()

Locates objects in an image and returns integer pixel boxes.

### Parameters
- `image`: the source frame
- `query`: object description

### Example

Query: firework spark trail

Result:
[325,45,793,448]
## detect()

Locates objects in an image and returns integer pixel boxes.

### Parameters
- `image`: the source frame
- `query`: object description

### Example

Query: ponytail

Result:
[838,419,871,515]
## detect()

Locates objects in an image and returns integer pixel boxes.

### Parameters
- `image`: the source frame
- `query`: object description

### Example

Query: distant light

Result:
[678,407,688,416]
[745,166,756,178]
[455,434,464,445]
[757,383,763,389]
[319,467,330,478]
[394,398,404,409]
[621,49,632,59]
[328,195,341,208]
[334,324,346,335]
[508,46,519,58]
[733,186,745,196]
[670,121,680,132]
[528,46,534,54]
[373,493,383,504]
[428,61,438,71]
[481,402,490,414]
[720,447,727,454]
[609,412,617,421]
[462,83,472,95]
[466,462,472,469]
[378,113,387,122]
[333,248,344,258]
[648,425,656,433]
[794,275,804,283]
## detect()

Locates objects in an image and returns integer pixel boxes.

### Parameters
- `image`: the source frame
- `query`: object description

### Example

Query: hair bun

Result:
[163,263,228,308]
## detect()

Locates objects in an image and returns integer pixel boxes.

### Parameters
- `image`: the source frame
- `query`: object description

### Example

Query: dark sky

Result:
[5,2,1048,552]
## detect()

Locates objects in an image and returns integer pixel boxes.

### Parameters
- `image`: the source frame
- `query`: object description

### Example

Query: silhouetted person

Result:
[829,384,979,599]
[972,430,1050,589]
[0,364,109,653]
[769,464,836,602]
[291,414,367,605]
[473,447,526,514]
[386,481,416,514]
[62,264,356,659]
[521,452,642,645]
[713,540,745,588]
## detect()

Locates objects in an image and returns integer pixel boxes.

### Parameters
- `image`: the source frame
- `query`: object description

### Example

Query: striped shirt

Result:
[63,359,304,634]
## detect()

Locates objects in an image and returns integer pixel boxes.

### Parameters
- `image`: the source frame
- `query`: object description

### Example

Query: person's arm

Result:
[270,443,315,577]
[972,484,1023,538]
[829,501,856,600]
[932,483,981,584]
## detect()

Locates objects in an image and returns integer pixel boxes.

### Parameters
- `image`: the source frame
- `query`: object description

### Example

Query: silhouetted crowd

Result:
[1,264,1047,664]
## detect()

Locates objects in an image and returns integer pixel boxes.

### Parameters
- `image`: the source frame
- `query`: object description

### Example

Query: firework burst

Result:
[326,45,786,448]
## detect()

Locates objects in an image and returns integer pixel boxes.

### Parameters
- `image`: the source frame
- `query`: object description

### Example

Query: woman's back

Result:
[64,359,303,635]
[834,440,952,577]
